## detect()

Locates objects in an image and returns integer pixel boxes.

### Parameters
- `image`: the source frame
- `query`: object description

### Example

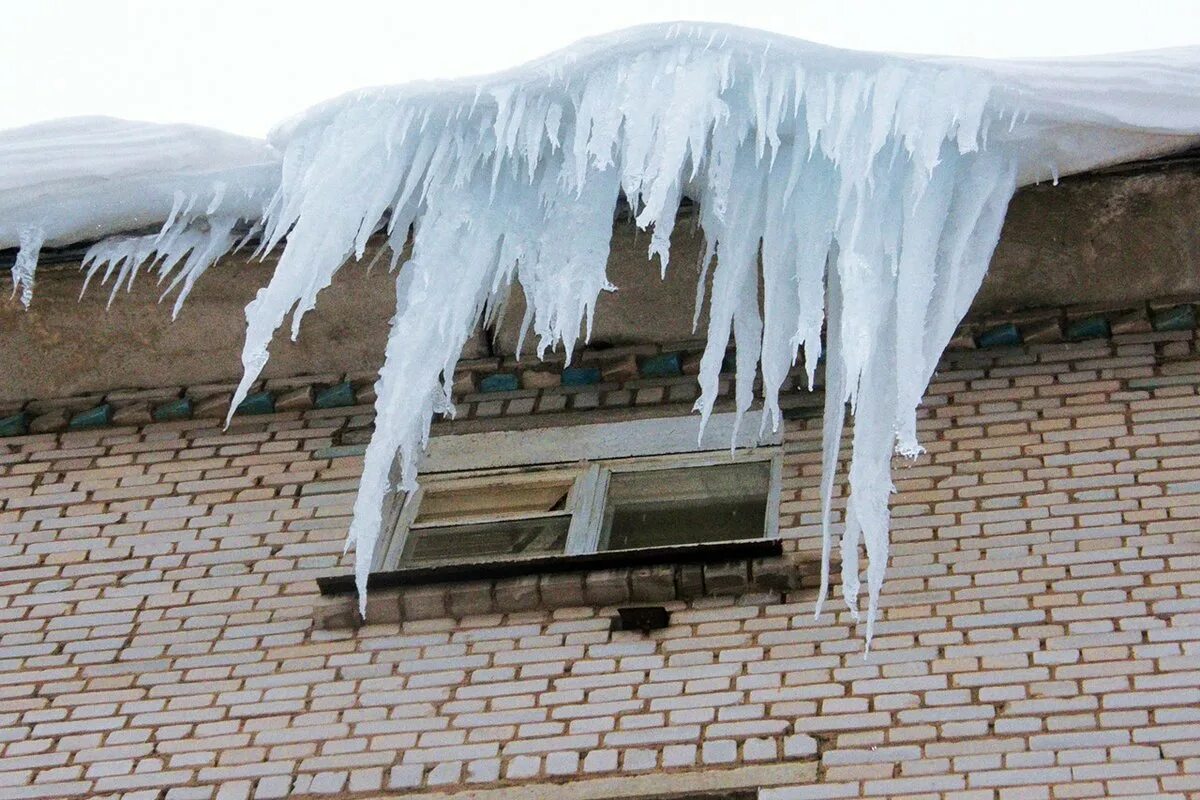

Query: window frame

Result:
[373,412,783,572]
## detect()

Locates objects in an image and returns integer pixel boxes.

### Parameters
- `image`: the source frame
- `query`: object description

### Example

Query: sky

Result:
[5,0,1200,138]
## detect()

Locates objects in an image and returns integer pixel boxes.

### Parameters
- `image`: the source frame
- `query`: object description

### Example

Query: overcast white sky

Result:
[5,0,1200,138]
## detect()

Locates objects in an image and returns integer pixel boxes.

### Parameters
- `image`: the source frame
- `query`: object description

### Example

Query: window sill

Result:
[315,539,803,628]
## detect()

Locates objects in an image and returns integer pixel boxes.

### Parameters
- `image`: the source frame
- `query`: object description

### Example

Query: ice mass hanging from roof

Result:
[5,23,1200,643]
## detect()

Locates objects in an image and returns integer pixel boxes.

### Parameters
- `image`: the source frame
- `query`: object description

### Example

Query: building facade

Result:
[1,162,1199,800]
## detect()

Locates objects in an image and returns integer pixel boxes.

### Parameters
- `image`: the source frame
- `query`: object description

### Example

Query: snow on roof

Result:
[0,116,279,304]
[0,116,278,246]
[5,23,1200,641]
[272,24,1200,183]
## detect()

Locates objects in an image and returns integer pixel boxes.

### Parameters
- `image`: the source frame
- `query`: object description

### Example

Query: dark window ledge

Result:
[320,539,781,596]
[314,539,806,628]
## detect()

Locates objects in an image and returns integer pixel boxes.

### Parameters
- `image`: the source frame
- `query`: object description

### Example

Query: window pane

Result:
[603,461,771,550]
[402,516,571,565]
[415,476,573,525]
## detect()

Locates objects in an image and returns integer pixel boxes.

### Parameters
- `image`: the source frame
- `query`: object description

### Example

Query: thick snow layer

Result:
[8,25,1200,643]
[0,116,278,306]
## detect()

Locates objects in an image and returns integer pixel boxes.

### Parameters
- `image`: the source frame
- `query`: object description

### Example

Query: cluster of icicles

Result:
[28,24,1200,646]
[81,30,1020,646]
[261,33,1025,647]
[79,188,254,318]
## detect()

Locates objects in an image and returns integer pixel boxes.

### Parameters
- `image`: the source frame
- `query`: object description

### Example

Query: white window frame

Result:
[373,412,783,572]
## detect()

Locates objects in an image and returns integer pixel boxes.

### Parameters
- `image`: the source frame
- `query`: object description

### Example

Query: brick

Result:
[427,762,462,785]
[538,573,585,608]
[676,564,705,598]
[604,725,699,746]
[362,590,401,624]
[784,734,819,758]
[521,370,560,390]
[493,576,540,612]
[505,755,540,779]
[600,355,639,384]
[751,557,795,592]
[28,409,69,433]
[622,748,657,770]
[193,393,233,419]
[582,749,618,773]
[388,765,423,789]
[446,582,494,617]
[743,737,779,761]
[628,566,675,602]
[465,759,500,783]
[112,402,153,426]
[274,387,314,412]
[545,751,579,775]
[702,739,738,764]
[401,586,449,620]
[583,570,629,606]
[703,562,750,595]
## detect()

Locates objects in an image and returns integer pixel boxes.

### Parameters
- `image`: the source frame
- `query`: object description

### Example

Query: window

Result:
[373,413,782,571]
[602,460,772,551]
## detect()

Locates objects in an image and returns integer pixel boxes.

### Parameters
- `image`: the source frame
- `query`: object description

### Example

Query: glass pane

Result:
[603,461,771,551]
[415,476,572,525]
[402,515,570,565]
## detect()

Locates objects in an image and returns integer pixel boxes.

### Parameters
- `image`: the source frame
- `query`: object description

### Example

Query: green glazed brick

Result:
[1151,304,1196,332]
[479,373,520,393]
[235,391,276,416]
[975,323,1022,349]
[68,404,112,430]
[314,444,368,459]
[315,382,357,409]
[1065,316,1111,342]
[152,397,193,422]
[641,352,683,377]
[561,366,601,387]
[0,412,29,437]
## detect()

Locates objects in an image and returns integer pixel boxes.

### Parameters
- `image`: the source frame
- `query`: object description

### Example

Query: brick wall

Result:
[1,328,1198,800]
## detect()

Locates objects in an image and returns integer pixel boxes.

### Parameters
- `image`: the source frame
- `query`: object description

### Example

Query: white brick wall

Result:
[1,330,1199,798]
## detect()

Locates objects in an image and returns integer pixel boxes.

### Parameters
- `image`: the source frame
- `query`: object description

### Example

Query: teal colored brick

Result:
[641,352,682,377]
[315,382,357,409]
[1065,316,1111,342]
[561,366,601,387]
[721,351,737,374]
[0,412,29,437]
[1152,304,1196,332]
[314,444,368,459]
[1128,374,1200,390]
[69,404,112,430]
[479,373,519,393]
[976,323,1022,349]
[235,391,275,416]
[152,397,193,422]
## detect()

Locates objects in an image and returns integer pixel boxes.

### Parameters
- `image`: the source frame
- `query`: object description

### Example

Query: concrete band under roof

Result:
[2,156,1198,404]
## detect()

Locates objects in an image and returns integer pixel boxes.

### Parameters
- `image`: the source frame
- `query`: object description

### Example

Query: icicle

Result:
[80,208,244,316]
[814,249,845,620]
[693,139,766,440]
[11,227,45,308]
